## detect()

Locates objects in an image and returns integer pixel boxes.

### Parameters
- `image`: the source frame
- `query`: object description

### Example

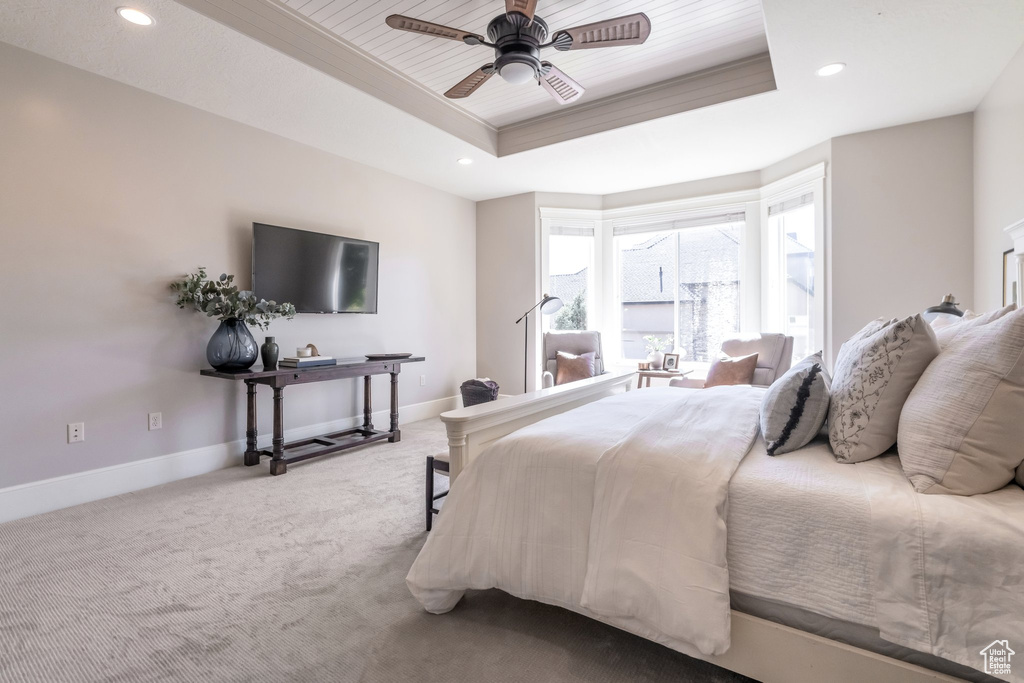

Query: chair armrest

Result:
[542,371,554,389]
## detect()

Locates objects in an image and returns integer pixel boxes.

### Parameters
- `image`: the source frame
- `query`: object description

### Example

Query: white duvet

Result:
[407,386,763,657]
[407,387,1024,679]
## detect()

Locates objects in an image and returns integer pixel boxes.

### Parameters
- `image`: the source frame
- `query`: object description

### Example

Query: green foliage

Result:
[170,267,296,331]
[553,291,587,331]
[643,335,673,353]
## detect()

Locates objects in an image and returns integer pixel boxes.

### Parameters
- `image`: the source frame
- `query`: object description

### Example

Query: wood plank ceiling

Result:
[277,0,769,127]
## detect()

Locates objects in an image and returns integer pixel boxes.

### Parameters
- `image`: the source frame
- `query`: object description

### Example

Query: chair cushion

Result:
[705,353,758,388]
[760,352,832,456]
[828,315,939,464]
[555,351,596,385]
[898,306,1024,495]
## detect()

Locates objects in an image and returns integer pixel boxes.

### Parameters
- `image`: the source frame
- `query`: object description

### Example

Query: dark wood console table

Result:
[201,356,424,475]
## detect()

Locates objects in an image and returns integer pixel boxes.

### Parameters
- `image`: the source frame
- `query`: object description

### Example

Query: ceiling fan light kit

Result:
[385,1,652,106]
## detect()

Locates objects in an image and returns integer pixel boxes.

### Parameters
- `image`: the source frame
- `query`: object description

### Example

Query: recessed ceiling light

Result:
[117,7,154,25]
[457,158,473,165]
[815,63,845,77]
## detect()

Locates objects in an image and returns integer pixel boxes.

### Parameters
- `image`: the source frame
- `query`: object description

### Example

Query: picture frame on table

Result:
[1004,249,1018,307]
[663,353,680,371]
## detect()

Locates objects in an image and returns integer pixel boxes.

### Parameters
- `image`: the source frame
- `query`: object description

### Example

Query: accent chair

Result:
[541,330,606,389]
[669,333,795,389]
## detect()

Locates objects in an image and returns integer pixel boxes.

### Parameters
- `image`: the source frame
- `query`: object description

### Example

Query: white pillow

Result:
[898,306,1024,495]
[930,304,1016,350]
[829,315,939,463]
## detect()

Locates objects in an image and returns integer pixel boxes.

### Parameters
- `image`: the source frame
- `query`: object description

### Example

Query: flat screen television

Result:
[252,223,379,314]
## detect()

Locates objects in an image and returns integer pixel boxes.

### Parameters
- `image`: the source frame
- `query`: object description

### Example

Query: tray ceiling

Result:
[277,0,770,127]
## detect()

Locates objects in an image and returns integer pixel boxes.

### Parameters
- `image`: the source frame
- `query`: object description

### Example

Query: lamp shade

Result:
[539,295,563,315]
[922,294,964,323]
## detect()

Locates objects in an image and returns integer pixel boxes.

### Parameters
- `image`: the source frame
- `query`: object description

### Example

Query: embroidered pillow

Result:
[898,306,1024,495]
[828,314,939,463]
[705,353,758,388]
[760,352,831,456]
[555,351,596,385]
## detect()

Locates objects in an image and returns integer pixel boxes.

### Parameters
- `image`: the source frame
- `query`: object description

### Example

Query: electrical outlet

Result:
[67,422,84,443]
[148,412,162,431]
[420,374,427,386]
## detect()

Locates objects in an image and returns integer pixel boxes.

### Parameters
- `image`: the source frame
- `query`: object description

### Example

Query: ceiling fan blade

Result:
[539,63,585,105]
[551,12,651,51]
[385,15,484,45]
[505,0,538,21]
[444,65,496,99]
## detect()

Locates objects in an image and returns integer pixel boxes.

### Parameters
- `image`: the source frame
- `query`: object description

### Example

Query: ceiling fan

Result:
[384,1,652,105]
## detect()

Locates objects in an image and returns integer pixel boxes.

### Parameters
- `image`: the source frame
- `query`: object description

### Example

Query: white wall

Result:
[830,114,974,360]
[475,193,538,394]
[0,43,476,489]
[974,42,1024,311]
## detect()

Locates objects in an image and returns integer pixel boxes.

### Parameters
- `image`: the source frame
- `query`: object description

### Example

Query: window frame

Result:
[539,209,602,335]
[760,163,828,367]
[538,165,827,374]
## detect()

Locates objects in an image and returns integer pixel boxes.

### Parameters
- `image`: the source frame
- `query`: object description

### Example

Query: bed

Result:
[408,386,1024,683]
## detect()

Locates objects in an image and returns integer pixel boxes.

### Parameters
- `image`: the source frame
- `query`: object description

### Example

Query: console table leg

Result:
[243,381,260,466]
[389,371,401,442]
[363,375,373,432]
[270,387,286,476]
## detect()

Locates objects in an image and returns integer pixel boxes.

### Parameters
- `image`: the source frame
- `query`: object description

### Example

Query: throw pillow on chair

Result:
[705,353,759,388]
[555,351,596,385]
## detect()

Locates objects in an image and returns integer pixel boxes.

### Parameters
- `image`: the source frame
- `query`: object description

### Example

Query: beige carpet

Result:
[0,419,752,683]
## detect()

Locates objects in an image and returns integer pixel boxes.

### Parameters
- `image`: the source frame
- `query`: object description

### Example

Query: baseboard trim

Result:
[0,395,458,525]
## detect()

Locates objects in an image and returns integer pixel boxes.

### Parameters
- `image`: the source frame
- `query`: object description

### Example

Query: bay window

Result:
[614,219,743,363]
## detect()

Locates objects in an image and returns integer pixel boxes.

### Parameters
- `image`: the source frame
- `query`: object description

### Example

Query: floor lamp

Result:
[515,294,563,393]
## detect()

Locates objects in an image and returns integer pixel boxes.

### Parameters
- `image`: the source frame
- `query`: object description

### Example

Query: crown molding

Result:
[760,162,827,200]
[1005,217,1024,245]
[498,53,777,157]
[177,0,776,158]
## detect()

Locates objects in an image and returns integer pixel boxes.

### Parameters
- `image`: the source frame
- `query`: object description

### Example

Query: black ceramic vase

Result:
[261,336,280,370]
[206,318,258,371]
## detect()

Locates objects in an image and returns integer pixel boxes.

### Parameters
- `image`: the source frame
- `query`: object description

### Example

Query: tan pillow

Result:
[705,353,758,388]
[829,314,939,463]
[898,307,1024,495]
[1017,465,1024,489]
[931,304,1016,350]
[555,351,595,385]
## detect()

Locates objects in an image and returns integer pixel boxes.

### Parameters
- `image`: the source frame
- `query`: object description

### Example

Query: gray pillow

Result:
[761,352,832,456]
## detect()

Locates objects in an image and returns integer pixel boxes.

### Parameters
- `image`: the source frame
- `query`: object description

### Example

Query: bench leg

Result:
[426,456,434,531]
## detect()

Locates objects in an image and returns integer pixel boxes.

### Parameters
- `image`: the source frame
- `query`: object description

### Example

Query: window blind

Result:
[768,192,814,216]
[549,225,595,237]
[612,211,745,236]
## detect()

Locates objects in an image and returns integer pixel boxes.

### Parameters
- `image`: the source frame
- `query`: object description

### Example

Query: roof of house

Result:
[620,228,741,303]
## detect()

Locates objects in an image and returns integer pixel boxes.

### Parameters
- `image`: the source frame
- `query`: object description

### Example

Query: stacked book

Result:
[279,355,337,369]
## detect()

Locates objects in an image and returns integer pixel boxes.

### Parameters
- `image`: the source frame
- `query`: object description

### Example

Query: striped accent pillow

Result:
[760,352,832,456]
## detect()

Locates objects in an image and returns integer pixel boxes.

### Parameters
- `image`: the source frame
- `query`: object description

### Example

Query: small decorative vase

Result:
[647,351,665,370]
[260,336,280,370]
[206,318,258,371]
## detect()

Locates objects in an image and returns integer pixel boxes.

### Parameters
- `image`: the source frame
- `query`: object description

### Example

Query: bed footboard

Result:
[439,371,634,480]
